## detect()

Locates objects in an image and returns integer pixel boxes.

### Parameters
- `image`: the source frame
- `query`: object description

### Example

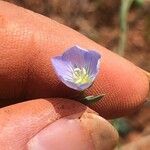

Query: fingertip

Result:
[88,61,149,118]
[27,113,118,150]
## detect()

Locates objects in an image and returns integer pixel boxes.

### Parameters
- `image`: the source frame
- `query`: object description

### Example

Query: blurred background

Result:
[4,0,150,149]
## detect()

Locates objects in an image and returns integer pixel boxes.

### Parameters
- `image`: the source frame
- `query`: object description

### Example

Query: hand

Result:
[0,1,149,150]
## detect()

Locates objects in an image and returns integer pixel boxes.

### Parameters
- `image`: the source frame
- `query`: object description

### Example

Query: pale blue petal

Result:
[62,45,87,69]
[51,56,73,82]
[84,50,101,75]
[63,81,92,91]
[78,82,93,91]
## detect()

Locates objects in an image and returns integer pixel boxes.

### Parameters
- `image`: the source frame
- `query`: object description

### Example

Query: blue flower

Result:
[51,45,101,91]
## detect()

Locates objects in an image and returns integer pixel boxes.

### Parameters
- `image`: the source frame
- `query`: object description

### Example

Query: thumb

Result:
[0,99,118,150]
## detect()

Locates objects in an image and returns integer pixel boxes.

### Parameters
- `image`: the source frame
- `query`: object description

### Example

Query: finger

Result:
[0,1,149,118]
[0,99,118,150]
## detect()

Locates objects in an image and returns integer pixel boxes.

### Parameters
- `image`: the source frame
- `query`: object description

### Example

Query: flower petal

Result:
[79,82,93,91]
[61,80,82,91]
[63,80,92,91]
[84,50,101,75]
[51,56,73,82]
[62,45,87,68]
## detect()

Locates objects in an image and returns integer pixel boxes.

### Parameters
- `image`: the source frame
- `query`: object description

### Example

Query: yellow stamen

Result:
[72,67,91,84]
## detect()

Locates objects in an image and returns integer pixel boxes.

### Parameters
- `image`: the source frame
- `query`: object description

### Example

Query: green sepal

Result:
[82,94,105,105]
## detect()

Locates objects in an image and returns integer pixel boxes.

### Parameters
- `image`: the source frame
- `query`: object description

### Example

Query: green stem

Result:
[117,0,134,56]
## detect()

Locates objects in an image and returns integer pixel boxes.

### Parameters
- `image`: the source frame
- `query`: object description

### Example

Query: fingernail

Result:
[27,113,118,150]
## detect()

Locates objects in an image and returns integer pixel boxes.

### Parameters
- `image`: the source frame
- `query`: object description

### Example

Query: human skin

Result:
[0,1,149,150]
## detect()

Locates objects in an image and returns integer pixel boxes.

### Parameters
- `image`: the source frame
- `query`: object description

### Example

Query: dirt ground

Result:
[4,0,150,149]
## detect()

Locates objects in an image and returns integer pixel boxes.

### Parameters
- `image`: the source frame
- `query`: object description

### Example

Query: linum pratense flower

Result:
[51,45,101,91]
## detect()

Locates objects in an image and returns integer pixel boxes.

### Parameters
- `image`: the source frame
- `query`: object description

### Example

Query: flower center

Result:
[72,67,91,84]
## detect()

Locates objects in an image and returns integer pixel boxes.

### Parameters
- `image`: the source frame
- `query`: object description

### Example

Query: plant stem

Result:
[117,0,134,56]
